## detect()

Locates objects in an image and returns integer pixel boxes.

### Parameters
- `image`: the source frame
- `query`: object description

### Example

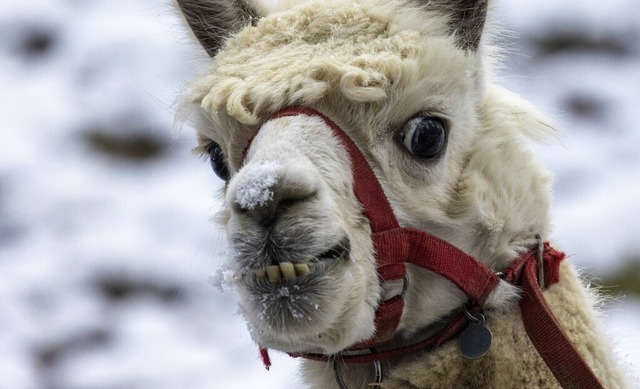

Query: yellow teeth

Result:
[293,263,310,276]
[279,262,296,280]
[266,265,281,282]
[255,268,267,279]
[255,262,314,282]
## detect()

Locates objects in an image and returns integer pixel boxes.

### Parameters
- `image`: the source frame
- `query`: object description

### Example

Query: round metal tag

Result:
[459,318,493,359]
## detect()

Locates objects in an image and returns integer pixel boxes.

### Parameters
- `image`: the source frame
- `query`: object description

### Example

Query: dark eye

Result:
[206,142,230,181]
[398,116,446,159]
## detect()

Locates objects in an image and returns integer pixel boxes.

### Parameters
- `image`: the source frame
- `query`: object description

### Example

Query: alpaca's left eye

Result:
[398,116,446,159]
[206,142,230,181]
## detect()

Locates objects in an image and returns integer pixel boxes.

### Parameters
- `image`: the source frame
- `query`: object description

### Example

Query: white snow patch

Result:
[208,266,239,293]
[277,287,290,298]
[234,161,282,210]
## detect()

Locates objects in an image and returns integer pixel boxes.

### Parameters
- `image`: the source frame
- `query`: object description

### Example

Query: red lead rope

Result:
[513,247,606,389]
[255,108,604,388]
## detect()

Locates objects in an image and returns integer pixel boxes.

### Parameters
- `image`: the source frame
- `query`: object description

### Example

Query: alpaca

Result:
[175,0,628,387]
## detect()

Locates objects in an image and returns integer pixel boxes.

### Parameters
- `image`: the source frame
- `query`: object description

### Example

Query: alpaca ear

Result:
[422,0,489,51]
[175,0,262,57]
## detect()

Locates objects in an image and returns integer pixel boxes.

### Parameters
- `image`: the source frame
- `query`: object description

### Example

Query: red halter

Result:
[251,107,604,389]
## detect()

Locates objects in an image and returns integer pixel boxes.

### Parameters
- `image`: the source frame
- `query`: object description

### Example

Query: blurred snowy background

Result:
[0,0,638,388]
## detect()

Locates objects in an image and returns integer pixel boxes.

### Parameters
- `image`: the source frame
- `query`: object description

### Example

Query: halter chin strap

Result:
[254,107,604,389]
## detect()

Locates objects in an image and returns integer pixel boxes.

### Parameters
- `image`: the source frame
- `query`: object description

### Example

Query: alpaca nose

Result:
[229,160,319,222]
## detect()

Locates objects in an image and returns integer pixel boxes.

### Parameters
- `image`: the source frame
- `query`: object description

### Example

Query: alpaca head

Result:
[177,0,553,355]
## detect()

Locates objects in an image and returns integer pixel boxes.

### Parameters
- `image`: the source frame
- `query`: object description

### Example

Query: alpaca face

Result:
[225,113,380,353]
[178,0,551,354]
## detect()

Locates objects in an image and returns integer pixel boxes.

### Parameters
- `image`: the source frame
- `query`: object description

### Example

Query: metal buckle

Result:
[333,351,383,389]
[380,276,408,302]
[333,356,348,389]
[372,358,383,388]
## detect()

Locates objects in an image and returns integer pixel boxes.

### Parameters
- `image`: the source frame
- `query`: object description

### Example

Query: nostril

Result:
[277,195,313,210]
[269,188,319,217]
[230,160,319,221]
[239,186,318,223]
[232,187,317,218]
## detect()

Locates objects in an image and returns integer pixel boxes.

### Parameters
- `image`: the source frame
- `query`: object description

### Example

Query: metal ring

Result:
[535,234,545,289]
[372,359,383,388]
[401,275,409,297]
[333,355,349,389]
[333,352,384,389]
[463,305,483,324]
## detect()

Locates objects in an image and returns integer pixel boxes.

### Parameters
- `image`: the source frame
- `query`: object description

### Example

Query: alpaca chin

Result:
[233,246,379,354]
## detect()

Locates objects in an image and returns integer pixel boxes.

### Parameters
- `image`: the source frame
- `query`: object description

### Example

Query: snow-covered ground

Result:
[0,1,638,388]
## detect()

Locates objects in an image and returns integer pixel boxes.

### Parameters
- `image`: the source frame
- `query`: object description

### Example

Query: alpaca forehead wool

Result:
[190,0,469,126]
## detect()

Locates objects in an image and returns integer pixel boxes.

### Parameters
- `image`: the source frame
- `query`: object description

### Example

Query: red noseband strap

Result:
[272,107,399,233]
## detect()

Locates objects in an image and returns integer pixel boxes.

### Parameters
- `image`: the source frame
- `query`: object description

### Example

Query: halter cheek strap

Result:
[254,107,604,389]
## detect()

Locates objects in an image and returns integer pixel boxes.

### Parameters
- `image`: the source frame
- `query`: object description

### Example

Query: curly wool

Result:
[189,0,459,125]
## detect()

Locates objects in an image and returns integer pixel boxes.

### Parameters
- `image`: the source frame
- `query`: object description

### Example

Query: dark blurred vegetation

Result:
[83,119,170,162]
[95,273,184,303]
[85,130,168,161]
[532,31,634,58]
[598,260,640,297]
